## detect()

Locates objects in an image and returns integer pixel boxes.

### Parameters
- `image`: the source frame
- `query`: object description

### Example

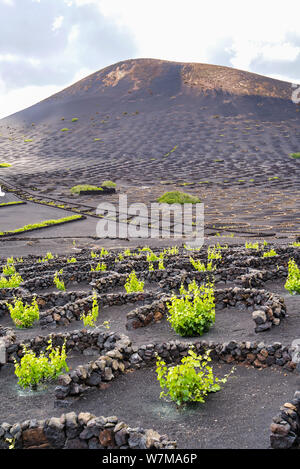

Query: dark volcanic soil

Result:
[1,361,299,449]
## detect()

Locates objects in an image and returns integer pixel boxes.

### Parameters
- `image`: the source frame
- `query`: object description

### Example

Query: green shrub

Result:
[156,348,233,406]
[245,241,259,250]
[115,253,124,263]
[163,246,179,256]
[53,271,65,291]
[70,185,103,195]
[139,246,152,253]
[290,153,300,159]
[157,191,200,204]
[207,246,222,260]
[0,272,23,288]
[245,241,268,250]
[2,263,16,276]
[215,242,228,250]
[91,262,107,272]
[285,259,300,294]
[7,297,39,328]
[38,252,55,263]
[190,258,215,272]
[67,257,77,263]
[146,251,160,262]
[124,271,144,293]
[146,252,165,270]
[14,338,68,389]
[71,118,78,122]
[158,257,165,270]
[100,248,109,257]
[81,292,99,327]
[0,163,11,168]
[262,249,277,258]
[166,281,215,336]
[292,242,300,247]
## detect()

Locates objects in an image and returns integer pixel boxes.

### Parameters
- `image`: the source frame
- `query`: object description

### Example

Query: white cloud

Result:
[52,15,64,32]
[97,0,300,74]
[68,24,80,43]
[0,84,62,119]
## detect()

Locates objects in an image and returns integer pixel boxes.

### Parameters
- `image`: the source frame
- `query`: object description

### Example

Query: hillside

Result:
[2,58,299,125]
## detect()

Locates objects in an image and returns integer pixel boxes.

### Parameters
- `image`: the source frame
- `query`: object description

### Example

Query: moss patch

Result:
[101,180,116,188]
[71,185,103,195]
[157,191,201,204]
[0,201,25,208]
[0,214,84,237]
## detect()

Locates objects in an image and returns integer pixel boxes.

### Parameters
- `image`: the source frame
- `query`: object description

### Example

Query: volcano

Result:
[2,58,299,126]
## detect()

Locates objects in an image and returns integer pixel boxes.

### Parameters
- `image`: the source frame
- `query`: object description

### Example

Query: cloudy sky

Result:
[1,0,300,118]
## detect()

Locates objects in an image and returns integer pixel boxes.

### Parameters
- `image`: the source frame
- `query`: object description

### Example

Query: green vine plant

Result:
[91,248,109,259]
[0,272,23,289]
[285,258,300,294]
[146,252,165,270]
[81,292,99,327]
[115,253,124,263]
[166,280,215,337]
[156,348,234,407]
[67,257,77,263]
[14,338,69,390]
[190,257,216,272]
[138,246,152,253]
[158,256,165,270]
[262,249,277,258]
[245,240,268,251]
[5,438,16,449]
[38,251,56,263]
[91,262,107,272]
[163,246,179,256]
[215,242,229,250]
[124,270,144,293]
[207,246,222,260]
[53,270,65,291]
[2,262,16,276]
[6,297,39,328]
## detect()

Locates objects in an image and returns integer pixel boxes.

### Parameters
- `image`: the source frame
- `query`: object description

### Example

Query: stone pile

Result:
[270,390,300,449]
[0,412,176,449]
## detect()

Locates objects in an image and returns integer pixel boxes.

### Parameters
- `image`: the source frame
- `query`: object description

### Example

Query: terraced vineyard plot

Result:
[0,244,299,449]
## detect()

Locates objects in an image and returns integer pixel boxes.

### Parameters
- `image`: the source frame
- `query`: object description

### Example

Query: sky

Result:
[0,0,300,118]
